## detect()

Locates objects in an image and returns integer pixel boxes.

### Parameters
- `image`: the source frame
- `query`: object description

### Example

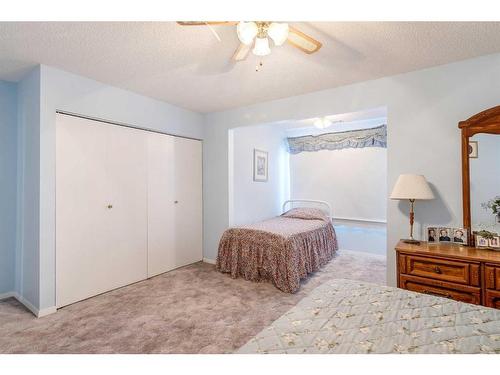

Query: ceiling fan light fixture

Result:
[237,21,258,45]
[253,37,271,56]
[268,22,289,46]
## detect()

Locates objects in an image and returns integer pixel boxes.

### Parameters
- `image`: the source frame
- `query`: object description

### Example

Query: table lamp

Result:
[390,174,435,244]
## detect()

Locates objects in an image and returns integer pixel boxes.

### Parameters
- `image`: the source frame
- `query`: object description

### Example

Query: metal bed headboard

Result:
[282,199,332,218]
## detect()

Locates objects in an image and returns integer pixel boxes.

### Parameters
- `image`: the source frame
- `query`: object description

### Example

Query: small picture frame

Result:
[468,141,478,158]
[452,228,468,246]
[476,235,489,248]
[489,236,500,249]
[438,227,451,242]
[253,149,268,182]
[427,227,438,244]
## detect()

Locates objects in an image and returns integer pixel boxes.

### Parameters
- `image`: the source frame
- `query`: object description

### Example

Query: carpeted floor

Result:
[0,249,386,354]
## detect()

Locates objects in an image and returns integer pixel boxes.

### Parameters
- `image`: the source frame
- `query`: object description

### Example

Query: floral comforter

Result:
[237,279,500,354]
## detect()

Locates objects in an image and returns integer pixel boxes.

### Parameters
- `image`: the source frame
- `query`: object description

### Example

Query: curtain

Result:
[286,124,387,154]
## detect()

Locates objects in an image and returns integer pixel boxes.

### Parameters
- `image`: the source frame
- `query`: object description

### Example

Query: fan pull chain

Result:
[255,61,263,72]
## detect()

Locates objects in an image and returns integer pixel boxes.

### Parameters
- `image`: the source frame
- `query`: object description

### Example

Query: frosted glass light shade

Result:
[237,21,258,45]
[390,174,435,200]
[268,22,289,46]
[253,37,271,56]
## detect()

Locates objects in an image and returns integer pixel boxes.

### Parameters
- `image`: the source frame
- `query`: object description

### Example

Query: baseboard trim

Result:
[37,306,57,317]
[1,292,57,318]
[332,216,387,224]
[202,258,216,265]
[0,291,16,300]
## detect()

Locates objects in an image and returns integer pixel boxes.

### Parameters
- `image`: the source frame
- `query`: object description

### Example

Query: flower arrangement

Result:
[481,196,500,222]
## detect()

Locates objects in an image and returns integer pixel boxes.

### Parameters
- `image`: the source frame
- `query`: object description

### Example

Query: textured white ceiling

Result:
[1,22,500,113]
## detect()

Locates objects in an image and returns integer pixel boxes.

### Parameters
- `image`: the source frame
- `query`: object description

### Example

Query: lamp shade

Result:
[237,21,258,45]
[390,174,435,200]
[253,37,271,56]
[268,22,289,46]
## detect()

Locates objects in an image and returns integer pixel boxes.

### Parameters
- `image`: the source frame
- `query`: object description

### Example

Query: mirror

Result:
[459,105,500,245]
[469,133,500,233]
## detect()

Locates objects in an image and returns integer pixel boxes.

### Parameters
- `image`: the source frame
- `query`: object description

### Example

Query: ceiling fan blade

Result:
[232,43,251,62]
[287,26,322,54]
[177,21,238,26]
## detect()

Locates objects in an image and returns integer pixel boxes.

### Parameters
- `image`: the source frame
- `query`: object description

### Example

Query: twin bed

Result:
[216,200,338,293]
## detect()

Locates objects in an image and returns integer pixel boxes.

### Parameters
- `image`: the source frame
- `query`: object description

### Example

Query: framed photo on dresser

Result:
[427,226,468,245]
[427,227,438,243]
[452,228,468,245]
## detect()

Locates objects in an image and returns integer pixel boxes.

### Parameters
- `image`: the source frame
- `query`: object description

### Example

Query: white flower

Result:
[315,339,329,350]
[282,333,297,346]
[480,345,493,353]
[394,344,409,353]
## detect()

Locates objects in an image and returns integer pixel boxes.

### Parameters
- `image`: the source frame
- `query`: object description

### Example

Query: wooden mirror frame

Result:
[459,105,500,244]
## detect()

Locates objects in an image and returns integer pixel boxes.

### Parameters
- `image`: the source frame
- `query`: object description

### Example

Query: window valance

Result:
[286,124,387,154]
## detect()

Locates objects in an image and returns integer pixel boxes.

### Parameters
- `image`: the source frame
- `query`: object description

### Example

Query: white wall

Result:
[203,52,500,287]
[14,65,204,312]
[0,81,17,295]
[470,133,500,231]
[16,67,41,308]
[290,146,387,222]
[229,124,289,227]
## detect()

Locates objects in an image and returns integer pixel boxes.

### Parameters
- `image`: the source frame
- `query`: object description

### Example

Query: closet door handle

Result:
[107,204,113,209]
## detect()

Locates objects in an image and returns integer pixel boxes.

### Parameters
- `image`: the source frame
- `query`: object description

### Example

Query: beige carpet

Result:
[0,249,386,354]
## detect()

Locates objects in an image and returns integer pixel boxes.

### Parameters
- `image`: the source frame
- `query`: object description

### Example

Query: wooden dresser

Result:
[396,240,500,308]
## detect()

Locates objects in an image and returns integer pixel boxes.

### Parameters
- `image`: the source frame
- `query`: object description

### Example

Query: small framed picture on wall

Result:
[468,141,478,158]
[253,149,268,182]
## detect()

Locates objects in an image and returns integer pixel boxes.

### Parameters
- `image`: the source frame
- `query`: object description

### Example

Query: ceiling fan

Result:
[177,21,322,61]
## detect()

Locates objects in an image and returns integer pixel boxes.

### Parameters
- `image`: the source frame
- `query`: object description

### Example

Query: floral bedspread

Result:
[237,279,500,354]
[216,213,337,293]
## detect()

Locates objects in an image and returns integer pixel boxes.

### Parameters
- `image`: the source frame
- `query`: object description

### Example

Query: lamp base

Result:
[402,238,421,245]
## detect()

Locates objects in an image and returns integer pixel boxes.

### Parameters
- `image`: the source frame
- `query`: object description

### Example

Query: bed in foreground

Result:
[237,279,500,354]
[216,201,338,293]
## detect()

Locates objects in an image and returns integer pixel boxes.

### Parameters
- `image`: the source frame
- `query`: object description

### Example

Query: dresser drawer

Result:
[484,264,500,290]
[399,275,481,305]
[400,254,480,286]
[485,289,500,308]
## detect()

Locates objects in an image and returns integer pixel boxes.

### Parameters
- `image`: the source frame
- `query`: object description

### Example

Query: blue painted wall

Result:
[0,81,17,295]
[16,67,41,307]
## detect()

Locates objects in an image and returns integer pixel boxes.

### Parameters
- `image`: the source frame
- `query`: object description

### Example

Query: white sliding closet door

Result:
[56,115,148,308]
[147,134,202,277]
[147,133,176,277]
[172,137,203,267]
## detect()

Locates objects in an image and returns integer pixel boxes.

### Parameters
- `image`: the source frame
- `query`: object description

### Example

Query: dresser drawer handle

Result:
[434,266,442,274]
[422,289,451,299]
